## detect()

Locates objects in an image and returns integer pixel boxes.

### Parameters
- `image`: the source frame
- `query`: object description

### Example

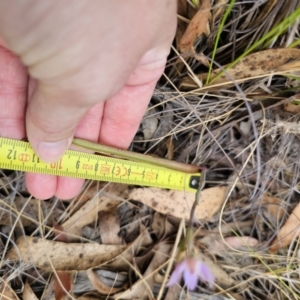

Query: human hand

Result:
[0,1,176,199]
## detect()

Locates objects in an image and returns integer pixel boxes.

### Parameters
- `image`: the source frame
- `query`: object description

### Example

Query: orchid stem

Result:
[186,168,206,256]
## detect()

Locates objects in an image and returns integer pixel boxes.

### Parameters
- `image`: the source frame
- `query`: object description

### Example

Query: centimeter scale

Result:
[0,137,201,193]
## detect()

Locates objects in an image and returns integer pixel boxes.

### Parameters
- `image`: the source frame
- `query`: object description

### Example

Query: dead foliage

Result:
[1,0,300,299]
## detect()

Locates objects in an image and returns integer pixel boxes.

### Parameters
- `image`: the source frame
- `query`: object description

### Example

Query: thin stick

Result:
[72,138,200,173]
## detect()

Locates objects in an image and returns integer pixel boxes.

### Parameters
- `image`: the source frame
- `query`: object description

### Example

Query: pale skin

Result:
[0,1,177,199]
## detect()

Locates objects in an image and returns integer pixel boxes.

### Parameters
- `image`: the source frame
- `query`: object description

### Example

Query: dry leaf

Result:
[283,102,300,113]
[195,248,236,288]
[151,212,176,240]
[283,94,300,113]
[164,284,181,300]
[113,243,172,300]
[23,282,38,300]
[261,194,285,224]
[70,183,129,213]
[151,103,174,142]
[6,236,130,271]
[23,281,39,300]
[181,48,300,89]
[270,202,300,253]
[176,0,189,44]
[179,0,211,54]
[209,236,259,252]
[141,108,159,140]
[86,269,123,295]
[54,272,73,300]
[106,230,153,271]
[73,270,127,295]
[129,186,227,220]
[99,208,123,245]
[62,195,120,241]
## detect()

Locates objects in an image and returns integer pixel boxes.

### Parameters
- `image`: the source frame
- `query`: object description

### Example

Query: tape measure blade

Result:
[0,137,199,192]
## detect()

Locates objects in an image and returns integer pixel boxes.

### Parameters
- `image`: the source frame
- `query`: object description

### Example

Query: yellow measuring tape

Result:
[0,137,201,192]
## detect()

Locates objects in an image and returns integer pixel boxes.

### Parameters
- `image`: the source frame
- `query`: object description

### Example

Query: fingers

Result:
[99,54,167,148]
[0,45,27,139]
[25,84,97,163]
[99,79,158,148]
[25,173,57,200]
[0,0,176,200]
[55,102,104,199]
[26,102,104,200]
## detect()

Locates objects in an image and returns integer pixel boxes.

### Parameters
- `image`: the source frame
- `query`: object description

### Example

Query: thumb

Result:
[26,85,92,163]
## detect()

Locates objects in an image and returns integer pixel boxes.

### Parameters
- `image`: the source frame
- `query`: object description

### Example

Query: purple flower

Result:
[167,258,215,290]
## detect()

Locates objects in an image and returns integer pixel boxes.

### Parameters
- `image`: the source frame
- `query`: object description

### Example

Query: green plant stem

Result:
[72,138,200,173]
[206,0,236,85]
[189,168,206,227]
[208,5,300,85]
[186,169,206,257]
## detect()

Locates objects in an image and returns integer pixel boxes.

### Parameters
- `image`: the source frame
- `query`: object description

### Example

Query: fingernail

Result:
[37,138,70,163]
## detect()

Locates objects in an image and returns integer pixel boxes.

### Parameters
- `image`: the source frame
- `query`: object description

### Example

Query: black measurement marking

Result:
[7,149,17,160]
[32,154,40,163]
[76,160,80,170]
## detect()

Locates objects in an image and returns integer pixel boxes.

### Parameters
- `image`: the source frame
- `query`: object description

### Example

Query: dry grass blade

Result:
[0,279,19,300]
[2,0,300,298]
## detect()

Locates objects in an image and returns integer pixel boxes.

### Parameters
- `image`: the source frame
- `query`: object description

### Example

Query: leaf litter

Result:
[1,1,300,299]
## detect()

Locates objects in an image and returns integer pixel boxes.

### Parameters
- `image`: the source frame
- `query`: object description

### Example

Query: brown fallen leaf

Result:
[86,269,123,295]
[151,212,176,240]
[107,230,154,272]
[261,194,286,225]
[69,183,129,214]
[113,243,172,300]
[283,102,300,113]
[179,0,211,54]
[54,272,73,300]
[73,269,127,296]
[23,281,39,300]
[181,48,300,89]
[209,236,259,252]
[177,0,191,44]
[52,224,74,300]
[129,186,227,221]
[77,296,99,300]
[270,202,300,253]
[194,248,236,288]
[6,236,130,271]
[62,195,120,241]
[164,284,181,300]
[99,208,123,245]
[283,94,300,113]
